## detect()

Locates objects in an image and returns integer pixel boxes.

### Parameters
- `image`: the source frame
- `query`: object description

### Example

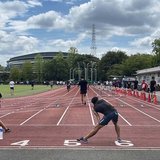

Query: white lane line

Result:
[56,89,79,126]
[20,108,45,126]
[20,87,77,126]
[0,112,12,118]
[118,98,160,123]
[104,98,132,126]
[90,86,132,126]
[118,113,132,126]
[87,95,95,126]
[126,96,160,111]
[4,124,160,127]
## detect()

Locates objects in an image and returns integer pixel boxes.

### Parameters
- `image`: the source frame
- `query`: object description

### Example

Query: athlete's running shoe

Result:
[77,137,88,143]
[5,128,11,133]
[117,138,122,143]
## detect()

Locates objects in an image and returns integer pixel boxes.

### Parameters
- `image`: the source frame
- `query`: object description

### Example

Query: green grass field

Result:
[0,84,58,98]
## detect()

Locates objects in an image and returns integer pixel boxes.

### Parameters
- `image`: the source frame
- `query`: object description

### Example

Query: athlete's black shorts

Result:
[99,111,118,126]
[150,87,155,93]
[80,90,87,94]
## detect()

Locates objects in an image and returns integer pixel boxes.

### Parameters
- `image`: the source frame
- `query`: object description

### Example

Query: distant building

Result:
[136,66,160,84]
[7,52,68,68]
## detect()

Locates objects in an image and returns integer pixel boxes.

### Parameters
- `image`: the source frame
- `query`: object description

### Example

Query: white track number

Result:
[115,139,134,147]
[11,140,30,146]
[64,140,81,147]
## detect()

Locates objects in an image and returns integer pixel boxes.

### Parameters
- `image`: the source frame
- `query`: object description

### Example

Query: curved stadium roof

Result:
[7,52,68,67]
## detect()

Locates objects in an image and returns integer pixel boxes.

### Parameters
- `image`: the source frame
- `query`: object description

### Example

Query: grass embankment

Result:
[0,84,58,98]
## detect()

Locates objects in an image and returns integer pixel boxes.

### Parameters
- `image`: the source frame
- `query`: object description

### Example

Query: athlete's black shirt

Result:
[78,79,88,91]
[150,80,156,92]
[93,99,116,115]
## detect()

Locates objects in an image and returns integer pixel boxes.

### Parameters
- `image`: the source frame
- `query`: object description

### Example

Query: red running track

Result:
[0,85,160,149]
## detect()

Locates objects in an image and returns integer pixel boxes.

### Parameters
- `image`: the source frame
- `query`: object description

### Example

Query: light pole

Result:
[94,68,97,82]
[72,68,76,80]
[77,62,81,81]
[87,63,89,81]
[69,68,72,80]
[91,61,96,84]
[83,62,87,80]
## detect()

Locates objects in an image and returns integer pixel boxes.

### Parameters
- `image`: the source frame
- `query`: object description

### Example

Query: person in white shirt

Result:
[9,81,15,95]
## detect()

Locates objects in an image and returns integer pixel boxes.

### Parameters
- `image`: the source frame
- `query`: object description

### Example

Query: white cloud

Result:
[0,0,160,66]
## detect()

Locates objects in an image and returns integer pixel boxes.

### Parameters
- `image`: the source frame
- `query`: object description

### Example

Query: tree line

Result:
[0,38,160,84]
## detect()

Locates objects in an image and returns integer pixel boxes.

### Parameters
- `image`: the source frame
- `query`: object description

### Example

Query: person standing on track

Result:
[150,76,156,102]
[78,77,88,105]
[77,96,121,143]
[9,80,15,95]
[134,78,138,90]
[66,80,71,92]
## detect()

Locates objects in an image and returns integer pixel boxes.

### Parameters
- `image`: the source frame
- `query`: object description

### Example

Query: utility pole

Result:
[91,24,96,57]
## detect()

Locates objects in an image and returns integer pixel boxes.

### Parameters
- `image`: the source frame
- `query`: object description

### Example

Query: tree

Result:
[121,53,152,76]
[54,52,69,81]
[43,53,69,81]
[10,67,20,82]
[21,61,33,82]
[0,65,4,71]
[34,54,44,83]
[99,50,128,80]
[67,47,79,70]
[152,38,160,66]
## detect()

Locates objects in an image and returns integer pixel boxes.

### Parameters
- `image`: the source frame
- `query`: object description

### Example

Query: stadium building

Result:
[7,52,68,68]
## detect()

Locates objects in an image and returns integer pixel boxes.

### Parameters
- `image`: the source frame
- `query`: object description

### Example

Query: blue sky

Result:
[0,0,160,66]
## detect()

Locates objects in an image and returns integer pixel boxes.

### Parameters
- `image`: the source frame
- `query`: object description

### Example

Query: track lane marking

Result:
[18,87,77,126]
[117,98,160,123]
[20,108,46,126]
[126,96,160,111]
[87,94,96,126]
[56,89,79,126]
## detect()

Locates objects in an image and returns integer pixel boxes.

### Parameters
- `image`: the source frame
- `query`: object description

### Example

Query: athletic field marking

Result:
[117,113,132,126]
[103,98,132,126]
[0,112,12,118]
[115,139,134,147]
[4,123,160,127]
[18,88,78,126]
[20,108,45,126]
[11,140,30,146]
[64,140,81,147]
[118,98,160,123]
[56,89,79,126]
[87,95,95,126]
[126,96,160,111]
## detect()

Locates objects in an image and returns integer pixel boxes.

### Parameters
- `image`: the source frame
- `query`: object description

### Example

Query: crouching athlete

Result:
[77,96,121,143]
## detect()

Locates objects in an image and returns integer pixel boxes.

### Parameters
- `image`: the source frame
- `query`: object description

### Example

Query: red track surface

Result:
[0,86,160,149]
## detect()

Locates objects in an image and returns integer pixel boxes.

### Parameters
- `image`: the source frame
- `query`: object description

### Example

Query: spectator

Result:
[150,76,156,102]
[9,80,15,95]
